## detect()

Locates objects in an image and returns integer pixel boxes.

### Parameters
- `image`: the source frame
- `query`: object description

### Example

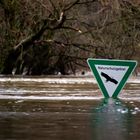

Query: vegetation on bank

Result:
[0,0,140,75]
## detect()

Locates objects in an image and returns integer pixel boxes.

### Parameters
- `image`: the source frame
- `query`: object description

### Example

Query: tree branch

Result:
[14,11,66,50]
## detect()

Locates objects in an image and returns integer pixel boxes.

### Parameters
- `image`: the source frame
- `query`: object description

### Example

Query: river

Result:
[0,76,139,140]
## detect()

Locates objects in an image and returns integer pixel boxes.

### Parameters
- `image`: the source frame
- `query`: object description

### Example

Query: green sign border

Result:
[87,58,137,98]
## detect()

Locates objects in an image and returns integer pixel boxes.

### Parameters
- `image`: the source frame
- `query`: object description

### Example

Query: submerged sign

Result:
[87,59,137,98]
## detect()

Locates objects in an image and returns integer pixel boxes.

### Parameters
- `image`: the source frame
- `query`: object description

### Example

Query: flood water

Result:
[0,76,140,140]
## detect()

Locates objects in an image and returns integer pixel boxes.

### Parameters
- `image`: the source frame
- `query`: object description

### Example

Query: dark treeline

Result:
[0,0,140,75]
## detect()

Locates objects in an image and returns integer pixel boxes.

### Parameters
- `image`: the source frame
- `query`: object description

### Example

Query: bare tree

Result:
[1,0,96,75]
[0,0,140,75]
[81,0,140,59]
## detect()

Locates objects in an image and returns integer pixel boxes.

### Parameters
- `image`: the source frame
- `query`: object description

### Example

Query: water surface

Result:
[0,76,139,140]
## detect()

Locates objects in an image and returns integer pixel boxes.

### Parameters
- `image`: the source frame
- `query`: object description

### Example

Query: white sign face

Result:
[87,59,137,98]
[95,65,128,97]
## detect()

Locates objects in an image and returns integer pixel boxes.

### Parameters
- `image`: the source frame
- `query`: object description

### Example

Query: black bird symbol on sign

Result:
[101,72,118,85]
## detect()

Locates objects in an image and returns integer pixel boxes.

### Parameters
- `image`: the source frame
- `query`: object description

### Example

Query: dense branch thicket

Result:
[0,0,140,75]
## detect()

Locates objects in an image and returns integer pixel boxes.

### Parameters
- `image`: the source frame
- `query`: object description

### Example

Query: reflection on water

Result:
[91,98,140,140]
[0,99,139,140]
[0,77,139,139]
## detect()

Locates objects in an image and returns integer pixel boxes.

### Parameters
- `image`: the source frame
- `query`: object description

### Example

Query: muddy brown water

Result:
[0,76,140,140]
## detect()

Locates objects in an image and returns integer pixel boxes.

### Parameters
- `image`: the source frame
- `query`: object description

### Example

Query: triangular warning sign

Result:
[87,59,137,98]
